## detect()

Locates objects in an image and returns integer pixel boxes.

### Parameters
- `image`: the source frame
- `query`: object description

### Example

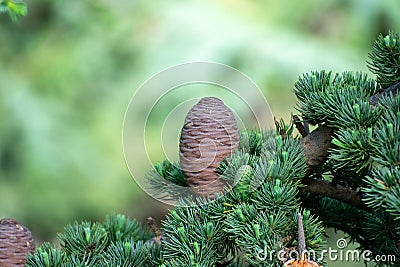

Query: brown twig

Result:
[369,81,400,106]
[146,217,164,245]
[293,115,309,138]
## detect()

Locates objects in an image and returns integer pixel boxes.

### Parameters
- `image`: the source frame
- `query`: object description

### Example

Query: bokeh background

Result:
[1,1,399,266]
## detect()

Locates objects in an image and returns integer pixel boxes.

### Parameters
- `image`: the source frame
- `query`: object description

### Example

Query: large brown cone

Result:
[179,97,240,197]
[0,218,36,267]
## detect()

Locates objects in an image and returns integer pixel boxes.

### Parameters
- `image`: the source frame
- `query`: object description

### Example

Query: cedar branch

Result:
[300,177,370,212]
[300,82,400,211]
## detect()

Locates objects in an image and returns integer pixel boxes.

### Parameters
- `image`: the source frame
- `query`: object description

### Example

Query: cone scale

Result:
[0,218,35,267]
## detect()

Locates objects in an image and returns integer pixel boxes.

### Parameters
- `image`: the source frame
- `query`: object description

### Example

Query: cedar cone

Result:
[179,97,240,197]
[0,218,35,267]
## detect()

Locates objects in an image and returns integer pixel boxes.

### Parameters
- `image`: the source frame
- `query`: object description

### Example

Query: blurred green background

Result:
[1,1,399,266]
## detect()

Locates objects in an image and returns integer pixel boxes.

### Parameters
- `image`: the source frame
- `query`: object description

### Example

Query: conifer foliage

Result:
[21,31,400,266]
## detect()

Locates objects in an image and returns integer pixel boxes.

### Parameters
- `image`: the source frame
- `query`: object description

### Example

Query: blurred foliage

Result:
[0,0,27,22]
[0,1,399,265]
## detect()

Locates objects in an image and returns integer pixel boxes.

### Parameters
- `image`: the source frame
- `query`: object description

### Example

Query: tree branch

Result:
[300,177,371,212]
[298,83,400,212]
[299,124,372,211]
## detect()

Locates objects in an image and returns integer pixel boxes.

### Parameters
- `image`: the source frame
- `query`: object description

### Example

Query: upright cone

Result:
[0,218,35,267]
[179,97,240,197]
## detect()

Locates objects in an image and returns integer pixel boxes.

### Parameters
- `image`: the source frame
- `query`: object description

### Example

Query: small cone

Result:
[179,97,240,197]
[0,218,36,267]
